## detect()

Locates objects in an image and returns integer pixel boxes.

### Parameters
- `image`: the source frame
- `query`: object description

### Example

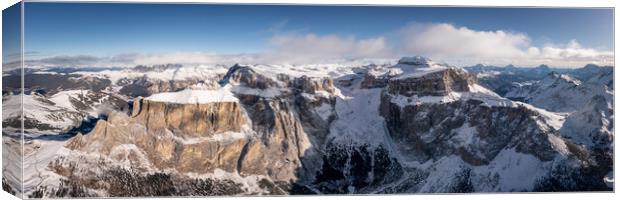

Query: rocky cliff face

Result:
[130,98,246,137]
[67,95,312,180]
[386,68,476,96]
[66,106,250,175]
[380,98,570,165]
[53,64,341,196]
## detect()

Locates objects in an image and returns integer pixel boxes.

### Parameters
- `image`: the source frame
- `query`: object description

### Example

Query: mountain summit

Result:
[397,56,435,66]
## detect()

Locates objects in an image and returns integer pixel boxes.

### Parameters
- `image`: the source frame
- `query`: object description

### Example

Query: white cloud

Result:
[398,23,531,59]
[9,23,613,68]
[12,34,392,68]
[9,53,263,69]
[263,33,392,64]
[396,23,613,67]
[128,52,260,66]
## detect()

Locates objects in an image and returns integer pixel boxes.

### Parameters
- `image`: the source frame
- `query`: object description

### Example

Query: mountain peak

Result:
[537,64,550,70]
[504,64,516,69]
[397,56,433,66]
[473,64,486,68]
[583,64,600,70]
[544,71,581,85]
[219,64,257,86]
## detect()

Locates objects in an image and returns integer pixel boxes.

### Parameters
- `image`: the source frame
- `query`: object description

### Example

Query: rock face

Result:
[380,96,573,165]
[131,98,245,137]
[67,102,245,174]
[66,97,311,182]
[15,57,613,197]
[61,64,340,193]
[361,57,476,94]
[387,68,476,96]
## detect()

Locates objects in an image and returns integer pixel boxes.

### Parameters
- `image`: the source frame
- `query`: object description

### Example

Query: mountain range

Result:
[1,56,614,197]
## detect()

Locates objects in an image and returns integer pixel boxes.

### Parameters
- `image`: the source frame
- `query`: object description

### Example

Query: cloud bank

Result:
[263,33,392,64]
[7,23,613,69]
[395,23,613,67]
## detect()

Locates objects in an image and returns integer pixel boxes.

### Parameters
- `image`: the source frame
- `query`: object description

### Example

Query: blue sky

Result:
[2,2,21,62]
[4,2,615,67]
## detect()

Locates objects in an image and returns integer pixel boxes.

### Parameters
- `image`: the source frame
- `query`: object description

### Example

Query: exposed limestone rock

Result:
[237,101,311,180]
[387,68,477,96]
[65,70,330,183]
[361,73,390,89]
[293,76,335,94]
[134,100,245,137]
[67,98,250,174]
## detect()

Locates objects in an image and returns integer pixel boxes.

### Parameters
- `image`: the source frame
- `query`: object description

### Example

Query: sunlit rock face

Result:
[66,91,314,182]
[131,98,246,137]
[60,64,341,195]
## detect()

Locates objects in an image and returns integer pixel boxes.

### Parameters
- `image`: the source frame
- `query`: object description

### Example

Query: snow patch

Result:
[167,130,250,145]
[328,85,388,147]
[388,84,514,107]
[3,94,82,130]
[450,123,477,147]
[314,103,333,121]
[230,85,282,98]
[145,86,239,104]
[417,156,468,193]
[517,102,567,131]
[73,65,229,84]
[472,148,548,192]
[48,90,90,112]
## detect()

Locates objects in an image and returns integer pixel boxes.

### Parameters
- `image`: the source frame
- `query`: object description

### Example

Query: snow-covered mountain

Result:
[560,95,613,148]
[571,64,614,81]
[503,71,611,113]
[2,90,127,134]
[2,56,614,197]
[470,64,614,158]
[464,63,611,97]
